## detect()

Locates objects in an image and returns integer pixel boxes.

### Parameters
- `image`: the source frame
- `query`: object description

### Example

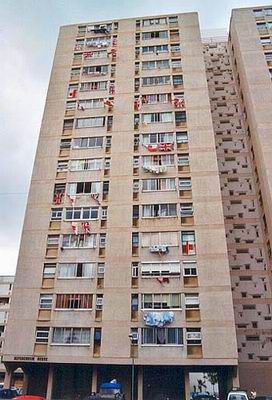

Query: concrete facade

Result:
[3,5,272,399]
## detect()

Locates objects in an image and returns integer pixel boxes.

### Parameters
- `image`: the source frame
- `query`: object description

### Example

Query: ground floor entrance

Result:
[3,363,239,400]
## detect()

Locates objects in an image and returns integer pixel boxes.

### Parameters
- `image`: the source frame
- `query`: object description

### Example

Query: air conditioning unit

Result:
[104,160,111,169]
[130,332,139,343]
[97,265,105,275]
[96,297,103,306]
[186,332,202,341]
[149,245,169,253]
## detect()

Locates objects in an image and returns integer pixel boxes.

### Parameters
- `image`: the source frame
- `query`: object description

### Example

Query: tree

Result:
[204,373,218,395]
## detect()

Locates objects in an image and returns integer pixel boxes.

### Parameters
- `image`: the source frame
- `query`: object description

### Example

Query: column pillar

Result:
[22,373,29,395]
[46,365,54,400]
[91,366,98,394]
[184,370,191,400]
[137,366,143,400]
[3,367,13,389]
[232,367,240,388]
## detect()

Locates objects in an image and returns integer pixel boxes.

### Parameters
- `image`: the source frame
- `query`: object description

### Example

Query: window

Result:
[142,293,181,309]
[141,94,170,105]
[142,178,176,191]
[142,18,167,26]
[141,327,183,345]
[52,327,91,345]
[175,111,186,123]
[256,22,267,30]
[58,263,96,278]
[39,294,53,309]
[62,234,97,249]
[170,44,181,53]
[132,232,139,248]
[180,203,193,217]
[254,9,264,17]
[169,16,178,25]
[142,31,168,40]
[142,112,173,124]
[142,154,175,166]
[57,160,68,172]
[60,139,71,149]
[87,24,112,34]
[265,8,272,16]
[142,45,168,54]
[56,294,92,309]
[47,235,59,248]
[72,137,103,149]
[142,203,177,217]
[132,262,139,278]
[171,59,182,69]
[176,132,188,144]
[82,65,108,75]
[142,231,179,247]
[78,99,104,109]
[142,133,174,145]
[69,158,103,171]
[179,178,192,190]
[51,208,63,221]
[173,75,183,86]
[142,60,170,70]
[186,328,202,345]
[261,37,272,45]
[141,262,181,276]
[43,263,56,278]
[67,181,101,195]
[76,117,105,128]
[181,231,196,255]
[185,294,199,309]
[66,101,76,110]
[65,207,99,220]
[80,81,107,92]
[142,76,171,86]
[35,327,50,344]
[178,154,189,166]
[183,261,197,276]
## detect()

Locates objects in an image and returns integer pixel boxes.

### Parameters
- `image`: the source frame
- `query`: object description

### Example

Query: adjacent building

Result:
[2,5,272,399]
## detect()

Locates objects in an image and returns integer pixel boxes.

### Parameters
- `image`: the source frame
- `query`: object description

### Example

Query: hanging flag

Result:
[71,222,79,235]
[185,241,194,255]
[112,38,117,47]
[83,51,93,59]
[67,194,76,204]
[172,96,185,108]
[107,48,117,57]
[109,83,115,95]
[68,89,77,98]
[146,144,158,152]
[53,193,63,205]
[104,99,114,108]
[91,193,101,204]
[82,222,91,234]
[158,143,173,152]
[134,97,142,111]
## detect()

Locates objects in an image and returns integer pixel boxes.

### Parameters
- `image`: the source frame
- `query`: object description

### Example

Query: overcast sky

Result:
[0,0,271,275]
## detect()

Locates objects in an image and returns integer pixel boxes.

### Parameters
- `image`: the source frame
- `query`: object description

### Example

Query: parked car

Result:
[192,394,216,400]
[227,390,249,400]
[84,382,125,400]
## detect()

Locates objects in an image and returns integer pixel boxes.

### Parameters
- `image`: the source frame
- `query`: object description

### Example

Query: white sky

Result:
[0,0,271,275]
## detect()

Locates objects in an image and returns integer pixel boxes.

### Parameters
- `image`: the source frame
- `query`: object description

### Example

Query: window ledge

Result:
[50,343,90,347]
[141,344,184,347]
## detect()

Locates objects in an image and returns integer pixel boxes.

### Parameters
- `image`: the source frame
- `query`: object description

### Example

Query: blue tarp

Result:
[100,384,122,390]
[143,311,174,327]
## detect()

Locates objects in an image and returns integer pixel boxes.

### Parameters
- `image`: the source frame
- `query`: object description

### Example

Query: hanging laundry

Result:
[68,89,77,98]
[156,277,170,284]
[158,143,173,152]
[83,51,94,59]
[67,194,76,204]
[112,38,117,47]
[53,193,63,205]
[71,222,79,235]
[109,83,115,95]
[82,221,91,234]
[185,241,194,254]
[172,96,185,108]
[143,311,174,327]
[77,103,85,111]
[91,193,101,205]
[134,97,142,111]
[75,44,83,51]
[104,99,114,108]
[141,95,148,104]
[107,48,117,57]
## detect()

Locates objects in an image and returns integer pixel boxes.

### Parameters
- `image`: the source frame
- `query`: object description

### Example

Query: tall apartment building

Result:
[2,5,272,400]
